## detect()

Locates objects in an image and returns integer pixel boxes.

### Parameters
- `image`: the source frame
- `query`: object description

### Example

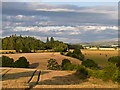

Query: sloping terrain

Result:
[1,68,119,89]
[2,52,81,70]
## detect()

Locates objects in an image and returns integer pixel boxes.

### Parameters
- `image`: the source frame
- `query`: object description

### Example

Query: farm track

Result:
[1,68,119,89]
[2,69,11,77]
[28,70,41,89]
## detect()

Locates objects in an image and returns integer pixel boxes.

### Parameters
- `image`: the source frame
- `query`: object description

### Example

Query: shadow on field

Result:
[29,63,39,69]
[38,73,88,85]
[2,70,51,81]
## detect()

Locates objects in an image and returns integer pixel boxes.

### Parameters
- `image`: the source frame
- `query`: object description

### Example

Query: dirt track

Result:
[2,68,118,88]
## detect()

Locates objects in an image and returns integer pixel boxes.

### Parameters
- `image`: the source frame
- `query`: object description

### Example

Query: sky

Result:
[2,2,118,43]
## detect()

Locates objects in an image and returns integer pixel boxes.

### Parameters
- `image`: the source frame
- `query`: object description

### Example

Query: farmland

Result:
[2,67,119,88]
[81,50,118,67]
[2,52,81,70]
[1,50,119,88]
[2,49,118,69]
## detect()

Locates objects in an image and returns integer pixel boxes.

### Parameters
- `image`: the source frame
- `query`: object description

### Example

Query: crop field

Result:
[81,50,119,67]
[1,68,119,88]
[2,52,81,70]
[2,49,119,68]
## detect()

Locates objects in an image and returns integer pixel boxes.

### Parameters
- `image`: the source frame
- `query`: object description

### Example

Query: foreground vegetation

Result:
[47,48,120,84]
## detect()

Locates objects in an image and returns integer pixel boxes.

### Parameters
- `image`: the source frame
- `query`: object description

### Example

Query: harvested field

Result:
[81,50,118,67]
[1,68,119,89]
[2,52,81,70]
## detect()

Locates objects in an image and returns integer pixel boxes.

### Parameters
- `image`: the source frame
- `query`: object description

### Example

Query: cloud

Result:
[2,2,118,43]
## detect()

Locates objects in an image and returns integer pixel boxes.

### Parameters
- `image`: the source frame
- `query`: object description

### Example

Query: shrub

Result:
[82,59,98,69]
[75,65,88,79]
[112,69,120,83]
[14,56,29,68]
[62,63,75,70]
[72,48,84,61]
[66,51,73,57]
[2,55,14,67]
[102,63,119,81]
[66,48,84,61]
[47,59,61,70]
[108,56,120,68]
[61,59,71,67]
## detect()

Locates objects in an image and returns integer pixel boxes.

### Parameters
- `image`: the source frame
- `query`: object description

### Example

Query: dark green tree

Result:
[47,59,61,70]
[46,37,49,43]
[14,56,29,68]
[2,56,14,67]
[82,59,98,69]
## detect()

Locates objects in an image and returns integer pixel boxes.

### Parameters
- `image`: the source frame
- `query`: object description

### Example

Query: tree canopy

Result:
[2,35,68,52]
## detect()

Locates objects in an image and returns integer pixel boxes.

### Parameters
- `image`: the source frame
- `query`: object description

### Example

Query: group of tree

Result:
[48,50,120,83]
[1,56,29,68]
[66,48,84,61]
[2,35,68,52]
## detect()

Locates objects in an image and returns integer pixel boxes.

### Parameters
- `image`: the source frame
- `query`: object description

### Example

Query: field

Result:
[81,50,118,67]
[2,50,118,69]
[2,52,81,70]
[1,50,119,88]
[2,67,119,88]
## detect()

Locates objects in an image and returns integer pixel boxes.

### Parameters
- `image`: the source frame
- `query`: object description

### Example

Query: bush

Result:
[2,56,14,67]
[61,59,71,67]
[102,63,119,81]
[66,51,73,57]
[108,56,120,68]
[62,63,75,70]
[47,59,61,70]
[72,48,84,61]
[112,69,120,83]
[14,56,29,68]
[66,48,84,61]
[75,65,88,79]
[82,59,98,69]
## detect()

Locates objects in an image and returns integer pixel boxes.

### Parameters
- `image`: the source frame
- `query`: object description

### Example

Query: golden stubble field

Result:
[81,50,118,67]
[2,50,119,69]
[2,68,119,88]
[2,52,81,70]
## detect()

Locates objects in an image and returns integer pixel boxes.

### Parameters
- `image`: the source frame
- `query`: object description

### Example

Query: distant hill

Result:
[76,41,119,46]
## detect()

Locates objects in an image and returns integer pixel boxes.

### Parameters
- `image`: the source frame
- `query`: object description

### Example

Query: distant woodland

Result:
[2,35,83,52]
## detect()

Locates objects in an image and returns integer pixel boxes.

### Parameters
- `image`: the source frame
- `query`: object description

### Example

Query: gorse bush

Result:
[2,56,14,67]
[14,56,29,68]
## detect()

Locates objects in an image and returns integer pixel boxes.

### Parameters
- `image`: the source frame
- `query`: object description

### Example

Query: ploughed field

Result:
[2,52,81,70]
[1,68,119,89]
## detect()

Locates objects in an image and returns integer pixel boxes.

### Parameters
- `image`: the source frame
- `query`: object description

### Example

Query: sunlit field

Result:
[81,50,118,67]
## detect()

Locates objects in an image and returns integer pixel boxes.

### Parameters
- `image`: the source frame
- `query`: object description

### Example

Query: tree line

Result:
[2,35,84,53]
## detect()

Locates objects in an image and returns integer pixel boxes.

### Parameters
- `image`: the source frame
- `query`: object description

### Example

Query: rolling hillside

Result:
[2,67,119,89]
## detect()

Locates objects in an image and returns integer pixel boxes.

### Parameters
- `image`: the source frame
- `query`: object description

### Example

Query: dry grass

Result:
[2,52,81,70]
[0,50,16,53]
[2,68,119,88]
[81,50,118,67]
[2,68,35,88]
